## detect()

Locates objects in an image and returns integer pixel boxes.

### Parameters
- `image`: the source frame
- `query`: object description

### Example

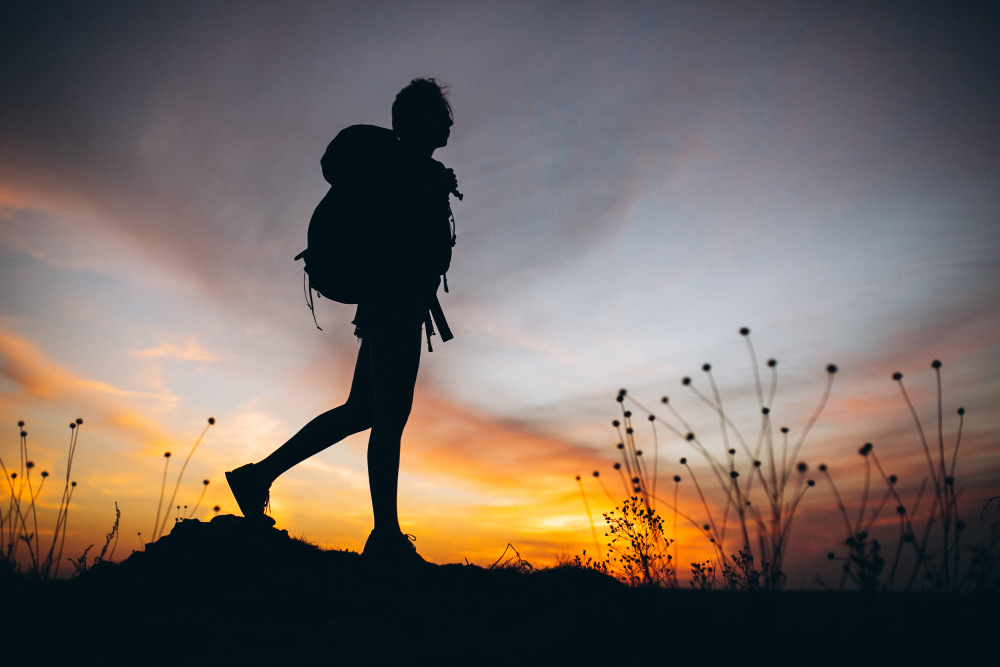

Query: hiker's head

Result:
[392,78,453,152]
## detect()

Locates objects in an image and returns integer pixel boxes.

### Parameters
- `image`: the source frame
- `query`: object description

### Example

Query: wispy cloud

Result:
[0,331,177,402]
[131,335,230,362]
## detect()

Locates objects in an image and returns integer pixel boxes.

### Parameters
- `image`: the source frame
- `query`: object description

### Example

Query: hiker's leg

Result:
[366,321,422,535]
[255,339,375,484]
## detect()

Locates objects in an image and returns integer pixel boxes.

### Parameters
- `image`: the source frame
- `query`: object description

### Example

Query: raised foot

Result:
[225,463,273,525]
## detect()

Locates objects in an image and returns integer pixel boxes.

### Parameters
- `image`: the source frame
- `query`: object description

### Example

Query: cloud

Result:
[0,330,181,451]
[131,335,230,362]
[0,331,177,402]
[403,393,610,496]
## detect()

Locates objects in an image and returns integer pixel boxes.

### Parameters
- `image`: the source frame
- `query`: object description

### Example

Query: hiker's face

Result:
[408,101,453,150]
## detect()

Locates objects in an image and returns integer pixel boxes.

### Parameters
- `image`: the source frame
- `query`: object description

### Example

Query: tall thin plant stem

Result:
[157,419,214,540]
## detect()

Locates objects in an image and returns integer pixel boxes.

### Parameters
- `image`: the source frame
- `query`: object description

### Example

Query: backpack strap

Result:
[429,295,453,342]
[296,250,323,331]
[423,311,435,352]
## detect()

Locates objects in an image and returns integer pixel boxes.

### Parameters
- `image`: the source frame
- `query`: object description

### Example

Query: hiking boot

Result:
[362,529,432,568]
[225,463,274,526]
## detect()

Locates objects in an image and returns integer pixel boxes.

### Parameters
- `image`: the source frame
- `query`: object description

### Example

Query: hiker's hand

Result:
[444,169,458,192]
[437,165,458,192]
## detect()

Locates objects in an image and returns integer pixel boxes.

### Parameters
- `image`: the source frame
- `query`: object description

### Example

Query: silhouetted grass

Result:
[2,416,218,578]
[574,329,999,592]
[1,420,83,578]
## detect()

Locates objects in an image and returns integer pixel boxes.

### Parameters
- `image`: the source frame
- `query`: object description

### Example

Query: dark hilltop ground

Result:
[4,515,996,666]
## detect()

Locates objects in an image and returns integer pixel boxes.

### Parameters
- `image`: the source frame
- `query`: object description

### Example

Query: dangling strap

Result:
[443,199,457,294]
[429,295,453,342]
[424,311,435,352]
[303,271,322,331]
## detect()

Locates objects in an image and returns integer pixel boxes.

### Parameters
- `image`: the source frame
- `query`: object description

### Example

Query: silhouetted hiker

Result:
[226,79,459,567]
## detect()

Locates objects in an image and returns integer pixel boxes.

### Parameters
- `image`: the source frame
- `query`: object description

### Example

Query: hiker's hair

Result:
[392,78,452,138]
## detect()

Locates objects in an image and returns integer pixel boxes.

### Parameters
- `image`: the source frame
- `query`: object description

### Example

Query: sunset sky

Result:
[1,1,998,582]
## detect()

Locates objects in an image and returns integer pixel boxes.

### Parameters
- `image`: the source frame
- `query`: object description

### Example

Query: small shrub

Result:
[603,496,673,587]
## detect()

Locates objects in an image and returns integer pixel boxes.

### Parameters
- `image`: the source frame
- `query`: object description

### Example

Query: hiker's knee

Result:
[372,403,411,434]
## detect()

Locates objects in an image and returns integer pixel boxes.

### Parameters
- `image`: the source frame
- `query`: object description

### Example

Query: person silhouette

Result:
[226,79,458,567]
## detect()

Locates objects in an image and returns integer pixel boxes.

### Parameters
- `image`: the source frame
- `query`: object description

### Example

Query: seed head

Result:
[893,372,902,381]
[754,460,762,467]
[592,471,599,477]
[859,443,873,456]
[648,414,655,422]
[26,461,34,469]
[827,553,835,560]
[807,480,815,486]
[944,476,954,486]
[635,450,642,456]
[18,420,24,427]
[41,471,49,478]
[70,423,76,429]
[76,418,83,425]
[617,443,624,450]
[728,449,736,455]
[739,327,750,336]
[827,364,837,374]
[797,462,807,473]
[164,452,171,458]
[673,475,681,483]
[686,433,694,441]
[575,475,581,481]
[896,506,906,515]
[931,360,941,369]
[761,407,769,415]
[203,479,210,485]
[10,473,15,479]
[613,463,621,470]
[71,481,76,487]
[626,427,633,434]
[889,475,898,485]
[623,411,632,418]
[612,420,620,428]
[213,505,220,512]
[682,377,691,386]
[632,477,640,484]
[730,471,739,479]
[780,427,788,434]
[660,396,669,404]
[702,363,711,372]
[819,464,828,472]
[208,417,216,425]
[767,359,776,367]
[20,431,27,437]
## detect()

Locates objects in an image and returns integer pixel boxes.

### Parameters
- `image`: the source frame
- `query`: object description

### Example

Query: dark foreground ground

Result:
[4,516,996,666]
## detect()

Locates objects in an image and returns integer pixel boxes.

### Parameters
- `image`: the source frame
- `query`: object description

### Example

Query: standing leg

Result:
[365,321,422,535]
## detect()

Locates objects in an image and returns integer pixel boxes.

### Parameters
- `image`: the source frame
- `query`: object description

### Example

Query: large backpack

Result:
[294,125,400,327]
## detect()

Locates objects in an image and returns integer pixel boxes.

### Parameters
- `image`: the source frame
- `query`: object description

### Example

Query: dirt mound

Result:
[5,516,996,665]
